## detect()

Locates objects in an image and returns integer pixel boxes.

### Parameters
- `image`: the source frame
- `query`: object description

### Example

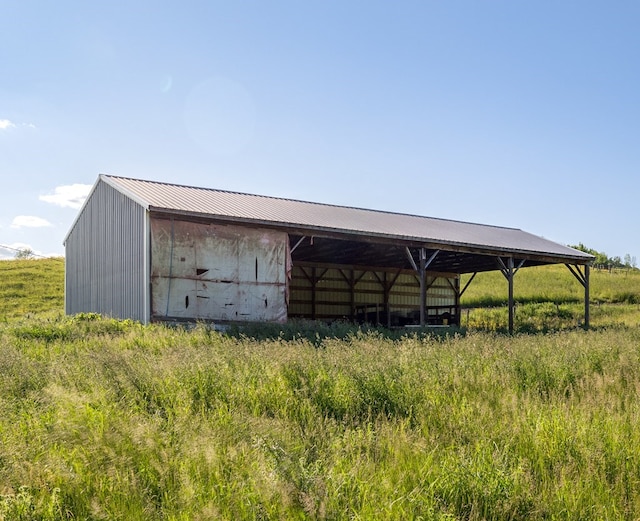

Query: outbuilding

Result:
[64,175,594,331]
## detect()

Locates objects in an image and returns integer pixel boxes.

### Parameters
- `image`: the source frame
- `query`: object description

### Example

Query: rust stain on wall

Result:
[150,218,288,322]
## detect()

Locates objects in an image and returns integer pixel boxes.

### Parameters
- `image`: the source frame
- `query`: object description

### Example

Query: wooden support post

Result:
[311,267,316,320]
[508,257,514,334]
[585,264,590,329]
[338,268,356,320]
[420,248,427,326]
[498,257,524,334]
[405,248,440,326]
[350,269,356,321]
[372,270,401,328]
[452,276,461,326]
[301,267,327,321]
[406,247,439,327]
[566,263,590,329]
[384,272,390,328]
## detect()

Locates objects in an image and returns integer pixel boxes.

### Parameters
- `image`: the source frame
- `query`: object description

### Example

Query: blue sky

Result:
[1,1,638,262]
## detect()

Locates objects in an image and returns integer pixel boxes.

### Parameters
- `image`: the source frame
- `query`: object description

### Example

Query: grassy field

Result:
[461,264,640,307]
[461,265,640,331]
[1,258,640,519]
[0,258,64,321]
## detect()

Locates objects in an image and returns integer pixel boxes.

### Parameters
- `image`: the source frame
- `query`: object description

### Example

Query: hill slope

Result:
[0,258,64,320]
[461,264,640,307]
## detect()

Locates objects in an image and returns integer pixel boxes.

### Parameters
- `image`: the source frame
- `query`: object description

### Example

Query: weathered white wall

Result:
[150,218,288,322]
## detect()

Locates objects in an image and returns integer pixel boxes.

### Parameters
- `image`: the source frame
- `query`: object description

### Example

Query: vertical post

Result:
[420,248,427,326]
[508,257,514,334]
[311,267,316,320]
[584,264,590,329]
[454,276,461,327]
[350,269,355,321]
[408,247,438,327]
[384,272,391,328]
[566,263,591,331]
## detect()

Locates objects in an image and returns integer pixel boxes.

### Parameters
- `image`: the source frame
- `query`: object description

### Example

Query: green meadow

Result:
[0,258,65,321]
[1,258,640,520]
[461,264,640,331]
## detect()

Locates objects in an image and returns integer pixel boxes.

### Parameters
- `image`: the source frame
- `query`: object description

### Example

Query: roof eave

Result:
[148,207,595,266]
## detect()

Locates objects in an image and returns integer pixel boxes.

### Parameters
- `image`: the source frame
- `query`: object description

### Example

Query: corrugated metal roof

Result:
[101,174,593,264]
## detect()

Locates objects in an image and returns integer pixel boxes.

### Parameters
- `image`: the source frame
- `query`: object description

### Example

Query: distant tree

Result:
[570,243,635,269]
[570,243,608,266]
[624,254,638,271]
[594,251,609,267]
[14,247,34,259]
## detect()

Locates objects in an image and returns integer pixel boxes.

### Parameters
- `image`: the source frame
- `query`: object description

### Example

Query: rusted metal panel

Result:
[150,218,287,323]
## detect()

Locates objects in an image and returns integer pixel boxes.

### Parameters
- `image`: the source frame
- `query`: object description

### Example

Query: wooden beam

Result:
[293,260,458,279]
[459,272,477,298]
[289,235,307,254]
[405,247,418,272]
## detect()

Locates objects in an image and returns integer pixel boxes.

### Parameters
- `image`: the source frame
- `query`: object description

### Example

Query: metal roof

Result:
[99,174,593,271]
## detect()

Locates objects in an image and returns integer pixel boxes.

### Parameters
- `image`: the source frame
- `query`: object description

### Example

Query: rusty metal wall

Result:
[150,219,288,322]
[64,180,147,322]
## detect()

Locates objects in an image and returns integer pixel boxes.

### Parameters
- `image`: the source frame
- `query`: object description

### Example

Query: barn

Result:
[64,175,594,331]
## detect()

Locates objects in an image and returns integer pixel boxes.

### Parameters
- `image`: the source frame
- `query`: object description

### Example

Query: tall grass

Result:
[2,314,640,519]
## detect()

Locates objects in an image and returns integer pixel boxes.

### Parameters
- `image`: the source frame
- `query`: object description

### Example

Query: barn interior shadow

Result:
[220,319,466,345]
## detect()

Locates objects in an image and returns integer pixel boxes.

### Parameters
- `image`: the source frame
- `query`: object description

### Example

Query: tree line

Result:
[571,243,638,270]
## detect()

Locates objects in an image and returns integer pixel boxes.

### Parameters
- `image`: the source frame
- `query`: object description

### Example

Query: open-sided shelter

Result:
[64,175,594,331]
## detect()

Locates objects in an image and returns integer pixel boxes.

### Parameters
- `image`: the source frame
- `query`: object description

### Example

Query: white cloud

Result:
[40,183,92,209]
[0,119,16,130]
[11,215,53,229]
[0,119,36,131]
